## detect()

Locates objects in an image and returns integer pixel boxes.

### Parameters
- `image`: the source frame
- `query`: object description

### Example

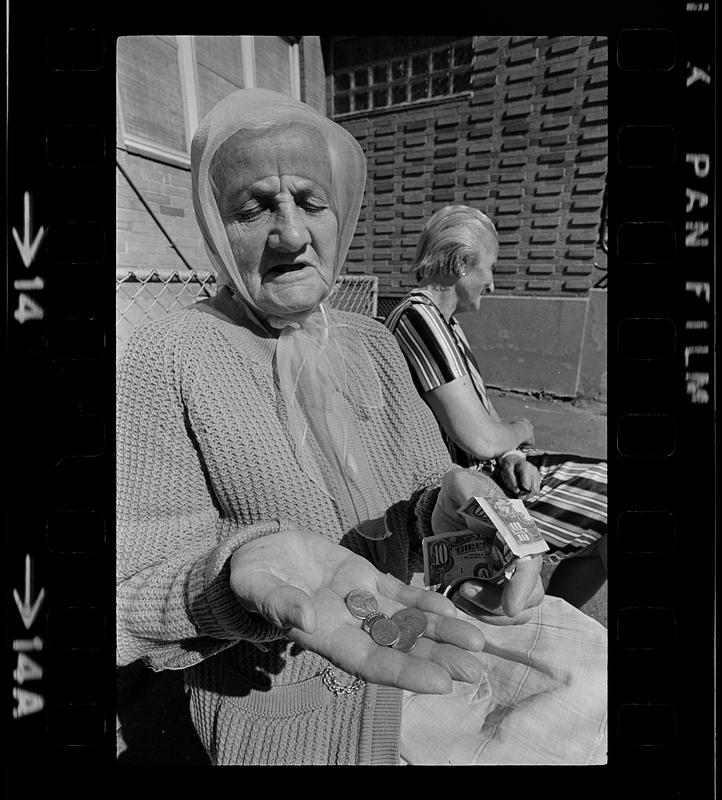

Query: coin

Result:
[370,618,401,647]
[362,611,388,634]
[392,621,418,653]
[346,588,379,619]
[390,607,427,639]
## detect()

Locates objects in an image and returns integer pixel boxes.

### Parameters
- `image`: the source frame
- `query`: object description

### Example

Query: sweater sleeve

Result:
[116,317,294,672]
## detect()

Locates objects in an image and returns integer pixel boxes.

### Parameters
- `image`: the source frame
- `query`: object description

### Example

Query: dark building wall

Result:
[329,35,608,308]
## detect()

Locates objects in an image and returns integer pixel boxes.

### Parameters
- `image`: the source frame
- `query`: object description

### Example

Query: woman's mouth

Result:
[264,263,315,281]
[263,261,308,278]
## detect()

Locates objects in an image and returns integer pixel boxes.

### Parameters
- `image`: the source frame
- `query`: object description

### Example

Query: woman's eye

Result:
[234,204,265,221]
[297,192,328,213]
[302,199,328,213]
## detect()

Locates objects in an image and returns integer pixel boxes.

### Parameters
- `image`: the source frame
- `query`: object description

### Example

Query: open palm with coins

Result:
[230,468,544,693]
[231,528,486,694]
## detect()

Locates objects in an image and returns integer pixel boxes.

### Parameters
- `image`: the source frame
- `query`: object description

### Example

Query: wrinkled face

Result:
[455,235,497,314]
[213,125,339,318]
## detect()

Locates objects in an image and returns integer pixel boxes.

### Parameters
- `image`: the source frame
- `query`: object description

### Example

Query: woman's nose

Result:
[268,204,311,252]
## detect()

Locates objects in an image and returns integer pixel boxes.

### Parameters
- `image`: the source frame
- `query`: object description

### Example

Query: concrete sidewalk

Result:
[487,388,607,627]
[487,389,607,459]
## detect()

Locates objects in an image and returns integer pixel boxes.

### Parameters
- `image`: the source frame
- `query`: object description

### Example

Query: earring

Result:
[460,270,467,277]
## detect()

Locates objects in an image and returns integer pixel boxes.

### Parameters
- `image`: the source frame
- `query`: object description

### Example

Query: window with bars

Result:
[332,38,473,116]
[117,35,301,166]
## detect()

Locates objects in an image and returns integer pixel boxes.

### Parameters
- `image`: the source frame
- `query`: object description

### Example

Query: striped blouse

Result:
[384,289,494,469]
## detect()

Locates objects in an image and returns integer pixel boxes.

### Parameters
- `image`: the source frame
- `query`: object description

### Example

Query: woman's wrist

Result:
[515,418,534,444]
[500,448,526,462]
[507,420,531,447]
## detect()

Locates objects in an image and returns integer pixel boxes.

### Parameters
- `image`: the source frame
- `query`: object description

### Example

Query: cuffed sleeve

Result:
[414,484,442,541]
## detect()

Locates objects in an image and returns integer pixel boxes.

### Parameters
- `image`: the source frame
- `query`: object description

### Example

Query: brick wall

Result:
[332,35,608,302]
[116,149,211,273]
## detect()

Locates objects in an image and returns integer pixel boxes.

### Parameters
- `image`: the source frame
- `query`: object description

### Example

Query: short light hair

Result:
[412,205,498,282]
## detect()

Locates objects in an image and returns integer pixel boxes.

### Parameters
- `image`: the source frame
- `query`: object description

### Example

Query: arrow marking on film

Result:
[12,192,45,268]
[13,555,46,630]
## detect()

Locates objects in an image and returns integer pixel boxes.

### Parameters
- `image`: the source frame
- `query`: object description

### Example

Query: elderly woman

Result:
[117,90,606,766]
[384,205,607,608]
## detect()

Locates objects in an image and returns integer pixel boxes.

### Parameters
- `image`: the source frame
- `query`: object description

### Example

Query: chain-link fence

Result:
[325,273,378,318]
[116,267,378,360]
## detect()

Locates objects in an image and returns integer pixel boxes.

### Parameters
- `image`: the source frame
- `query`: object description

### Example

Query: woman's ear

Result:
[443,257,470,287]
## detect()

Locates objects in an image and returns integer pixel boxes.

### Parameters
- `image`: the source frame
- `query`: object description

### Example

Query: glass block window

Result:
[332,37,473,116]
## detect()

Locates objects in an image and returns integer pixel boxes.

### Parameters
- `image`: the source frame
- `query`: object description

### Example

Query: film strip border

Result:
[610,8,715,790]
[4,6,715,787]
[6,18,113,771]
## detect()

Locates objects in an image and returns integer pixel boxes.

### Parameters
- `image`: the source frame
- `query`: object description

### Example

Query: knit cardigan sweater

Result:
[116,288,452,765]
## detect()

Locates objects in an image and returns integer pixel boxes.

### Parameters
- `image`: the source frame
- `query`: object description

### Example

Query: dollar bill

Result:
[422,529,514,590]
[458,495,549,558]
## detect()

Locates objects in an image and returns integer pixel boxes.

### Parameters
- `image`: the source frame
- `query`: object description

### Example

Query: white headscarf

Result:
[191,89,388,537]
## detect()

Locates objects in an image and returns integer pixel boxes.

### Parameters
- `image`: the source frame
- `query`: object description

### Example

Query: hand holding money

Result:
[229,529,486,695]
[430,467,545,621]
[450,559,545,626]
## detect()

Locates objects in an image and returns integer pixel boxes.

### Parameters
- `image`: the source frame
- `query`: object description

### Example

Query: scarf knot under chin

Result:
[272,304,390,539]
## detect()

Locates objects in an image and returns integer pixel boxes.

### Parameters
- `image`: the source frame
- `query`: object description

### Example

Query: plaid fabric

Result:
[399,595,607,765]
